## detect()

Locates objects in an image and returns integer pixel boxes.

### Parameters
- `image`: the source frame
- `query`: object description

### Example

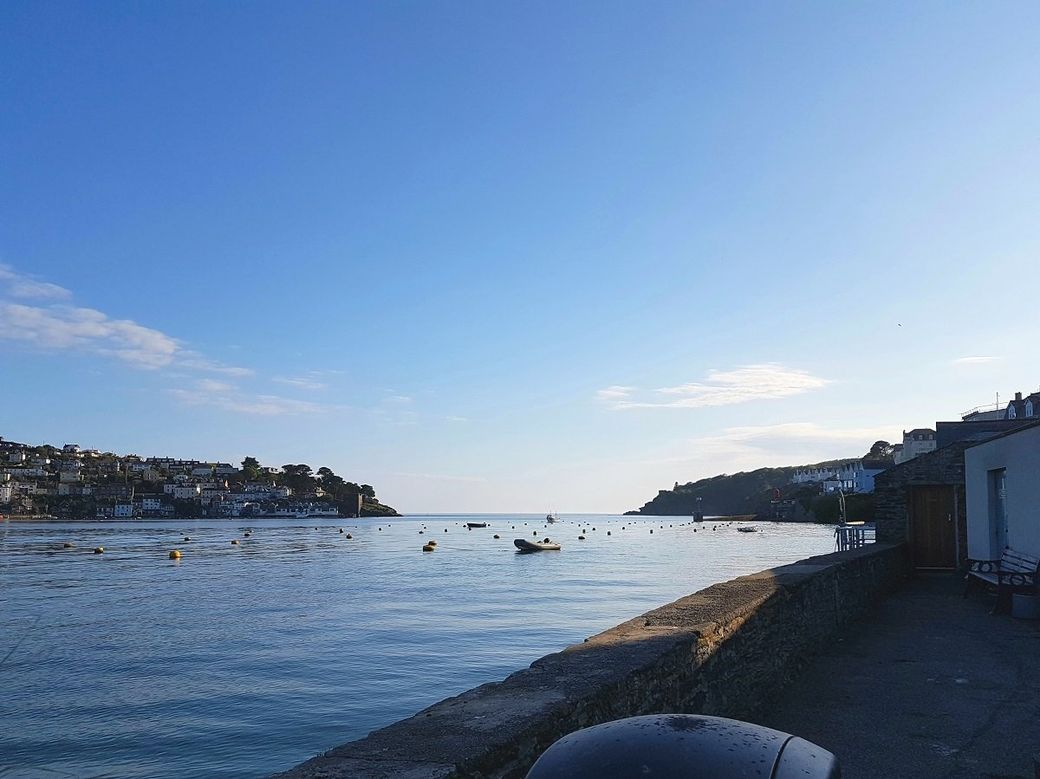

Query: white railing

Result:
[961,402,1002,418]
[834,522,875,552]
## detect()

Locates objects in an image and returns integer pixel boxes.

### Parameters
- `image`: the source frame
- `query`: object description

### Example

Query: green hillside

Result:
[626,458,866,521]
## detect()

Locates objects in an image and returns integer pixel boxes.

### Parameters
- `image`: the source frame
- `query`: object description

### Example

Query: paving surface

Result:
[761,574,1040,779]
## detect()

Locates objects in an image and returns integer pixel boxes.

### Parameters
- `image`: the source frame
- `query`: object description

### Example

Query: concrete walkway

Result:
[761,574,1040,779]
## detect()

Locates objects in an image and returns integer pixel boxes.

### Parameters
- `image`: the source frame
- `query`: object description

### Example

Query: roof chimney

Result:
[1015,392,1023,401]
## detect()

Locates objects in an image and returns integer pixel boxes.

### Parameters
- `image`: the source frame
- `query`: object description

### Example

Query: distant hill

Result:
[626,458,859,519]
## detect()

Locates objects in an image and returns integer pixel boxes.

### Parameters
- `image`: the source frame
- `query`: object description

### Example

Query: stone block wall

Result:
[874,442,969,564]
[274,543,907,779]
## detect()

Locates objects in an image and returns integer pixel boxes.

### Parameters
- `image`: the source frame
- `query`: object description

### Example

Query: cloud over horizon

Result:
[168,380,337,416]
[598,364,831,410]
[637,421,899,475]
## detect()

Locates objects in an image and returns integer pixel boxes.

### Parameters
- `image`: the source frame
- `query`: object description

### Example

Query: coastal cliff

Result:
[359,497,400,517]
[626,460,875,523]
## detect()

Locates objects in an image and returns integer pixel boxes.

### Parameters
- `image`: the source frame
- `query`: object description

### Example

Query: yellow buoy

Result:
[169,550,182,559]
[93,546,104,554]
[422,543,435,552]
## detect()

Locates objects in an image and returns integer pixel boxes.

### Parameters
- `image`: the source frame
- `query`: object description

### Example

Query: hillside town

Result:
[0,440,398,519]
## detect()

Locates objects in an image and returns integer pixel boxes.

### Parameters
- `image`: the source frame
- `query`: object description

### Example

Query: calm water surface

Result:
[0,514,835,777]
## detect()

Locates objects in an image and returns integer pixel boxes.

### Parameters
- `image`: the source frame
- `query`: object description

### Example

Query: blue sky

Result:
[2,2,1039,512]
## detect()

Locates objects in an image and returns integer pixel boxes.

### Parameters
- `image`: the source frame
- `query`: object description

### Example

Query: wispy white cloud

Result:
[9,279,73,300]
[0,263,254,377]
[951,356,1001,366]
[168,380,338,416]
[0,262,73,300]
[0,303,180,368]
[598,364,830,410]
[273,375,328,391]
[195,378,236,393]
[596,385,635,401]
[365,391,419,425]
[638,422,898,469]
[709,422,897,449]
[176,352,254,377]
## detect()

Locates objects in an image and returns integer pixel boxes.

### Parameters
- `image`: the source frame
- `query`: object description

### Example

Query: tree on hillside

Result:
[864,440,895,464]
[241,456,261,481]
[317,467,347,494]
[280,464,316,495]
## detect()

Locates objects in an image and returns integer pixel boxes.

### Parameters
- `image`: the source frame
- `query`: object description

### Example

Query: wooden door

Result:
[909,486,957,569]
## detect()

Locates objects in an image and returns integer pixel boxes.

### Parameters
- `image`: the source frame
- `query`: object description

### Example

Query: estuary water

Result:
[0,515,835,778]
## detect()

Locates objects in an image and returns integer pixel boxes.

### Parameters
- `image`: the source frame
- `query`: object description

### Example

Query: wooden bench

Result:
[964,547,1040,613]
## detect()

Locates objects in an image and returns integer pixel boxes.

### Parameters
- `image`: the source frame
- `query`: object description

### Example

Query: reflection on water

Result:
[0,515,833,778]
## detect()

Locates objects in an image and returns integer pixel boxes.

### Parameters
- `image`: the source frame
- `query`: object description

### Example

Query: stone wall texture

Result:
[274,543,907,779]
[874,442,969,565]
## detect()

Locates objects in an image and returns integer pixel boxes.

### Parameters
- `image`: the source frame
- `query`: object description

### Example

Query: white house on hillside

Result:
[893,429,937,464]
[791,460,886,493]
[965,421,1040,560]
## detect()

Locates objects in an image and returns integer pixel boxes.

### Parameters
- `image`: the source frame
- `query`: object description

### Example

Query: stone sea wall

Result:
[274,542,907,779]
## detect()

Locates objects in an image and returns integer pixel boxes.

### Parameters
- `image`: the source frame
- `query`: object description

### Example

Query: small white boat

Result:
[514,538,561,552]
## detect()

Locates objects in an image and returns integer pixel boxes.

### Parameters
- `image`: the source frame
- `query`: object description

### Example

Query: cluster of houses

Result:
[790,428,940,495]
[0,442,349,519]
[869,389,1040,571]
[792,459,889,494]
